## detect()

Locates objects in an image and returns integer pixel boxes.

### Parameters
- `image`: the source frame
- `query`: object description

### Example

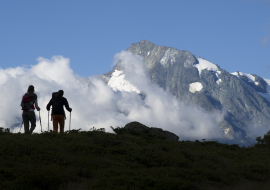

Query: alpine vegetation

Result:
[2,126,270,190]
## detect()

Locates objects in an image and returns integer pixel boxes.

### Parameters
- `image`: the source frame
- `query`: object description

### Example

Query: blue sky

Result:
[0,0,269,78]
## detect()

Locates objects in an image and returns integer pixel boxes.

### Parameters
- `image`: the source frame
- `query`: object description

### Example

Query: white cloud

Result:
[114,51,226,141]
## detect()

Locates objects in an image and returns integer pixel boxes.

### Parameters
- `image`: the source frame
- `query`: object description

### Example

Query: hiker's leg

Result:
[22,112,30,134]
[52,115,59,133]
[29,111,36,134]
[59,115,65,133]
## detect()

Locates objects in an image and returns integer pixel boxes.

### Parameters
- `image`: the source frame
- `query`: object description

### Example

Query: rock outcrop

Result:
[124,121,179,141]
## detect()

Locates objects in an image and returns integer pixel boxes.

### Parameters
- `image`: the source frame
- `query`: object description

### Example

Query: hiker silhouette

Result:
[46,90,72,133]
[20,85,41,134]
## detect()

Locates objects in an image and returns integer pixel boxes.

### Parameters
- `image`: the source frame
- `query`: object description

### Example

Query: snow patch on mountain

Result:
[257,78,270,102]
[216,78,222,84]
[189,82,203,93]
[194,57,221,75]
[231,72,259,85]
[194,57,222,84]
[231,71,270,102]
[107,70,140,93]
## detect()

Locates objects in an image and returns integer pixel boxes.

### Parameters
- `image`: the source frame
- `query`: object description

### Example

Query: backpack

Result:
[52,92,63,114]
[21,93,35,111]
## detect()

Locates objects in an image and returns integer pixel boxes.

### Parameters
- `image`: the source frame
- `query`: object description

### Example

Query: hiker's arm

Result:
[46,99,52,111]
[64,99,72,112]
[35,99,40,111]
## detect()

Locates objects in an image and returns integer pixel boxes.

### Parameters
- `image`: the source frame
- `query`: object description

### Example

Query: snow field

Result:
[194,57,222,85]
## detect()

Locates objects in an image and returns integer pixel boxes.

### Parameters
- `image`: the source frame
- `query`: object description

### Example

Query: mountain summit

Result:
[103,40,270,142]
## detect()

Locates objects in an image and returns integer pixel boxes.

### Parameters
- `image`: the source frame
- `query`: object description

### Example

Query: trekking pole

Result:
[19,121,23,133]
[39,111,43,133]
[69,112,71,131]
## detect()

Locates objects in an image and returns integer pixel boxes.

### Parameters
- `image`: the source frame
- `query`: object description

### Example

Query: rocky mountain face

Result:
[103,40,270,140]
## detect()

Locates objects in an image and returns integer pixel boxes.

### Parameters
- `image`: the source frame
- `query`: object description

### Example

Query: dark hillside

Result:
[1,126,270,190]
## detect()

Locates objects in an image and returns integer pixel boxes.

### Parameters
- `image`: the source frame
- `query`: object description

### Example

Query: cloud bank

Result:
[4,51,260,143]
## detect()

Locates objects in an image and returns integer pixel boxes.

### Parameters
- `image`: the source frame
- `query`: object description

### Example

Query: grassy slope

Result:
[1,129,270,190]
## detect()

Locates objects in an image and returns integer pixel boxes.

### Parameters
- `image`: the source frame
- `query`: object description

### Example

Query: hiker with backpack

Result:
[21,85,41,134]
[46,90,72,133]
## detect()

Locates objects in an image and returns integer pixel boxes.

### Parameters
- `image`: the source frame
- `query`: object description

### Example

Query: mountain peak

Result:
[103,40,270,144]
[137,39,156,46]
